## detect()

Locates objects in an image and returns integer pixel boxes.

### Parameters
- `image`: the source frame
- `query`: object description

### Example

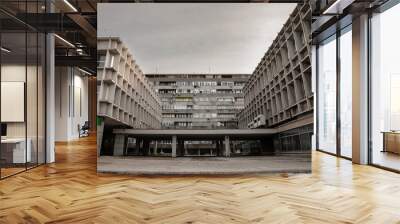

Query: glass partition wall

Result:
[370,3,400,171]
[316,25,352,159]
[0,3,46,179]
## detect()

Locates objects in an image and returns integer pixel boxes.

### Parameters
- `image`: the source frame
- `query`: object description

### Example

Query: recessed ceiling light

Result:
[323,0,355,15]
[1,47,11,53]
[63,0,78,12]
[78,67,92,76]
[54,34,75,48]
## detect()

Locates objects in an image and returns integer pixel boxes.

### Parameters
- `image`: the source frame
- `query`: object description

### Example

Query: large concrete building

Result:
[146,73,249,129]
[97,37,162,155]
[97,37,162,129]
[100,3,313,157]
[237,3,313,153]
[238,3,312,129]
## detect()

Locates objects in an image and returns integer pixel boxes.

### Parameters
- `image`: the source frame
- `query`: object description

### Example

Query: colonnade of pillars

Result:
[171,135,230,157]
[113,135,231,157]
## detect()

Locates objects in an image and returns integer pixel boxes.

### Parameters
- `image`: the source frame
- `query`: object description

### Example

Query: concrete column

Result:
[46,25,55,163]
[352,14,369,164]
[134,138,139,155]
[172,135,177,157]
[143,139,150,156]
[113,134,125,156]
[224,136,231,157]
[218,140,223,156]
[96,118,104,157]
[216,140,219,156]
[184,144,188,156]
[178,140,184,156]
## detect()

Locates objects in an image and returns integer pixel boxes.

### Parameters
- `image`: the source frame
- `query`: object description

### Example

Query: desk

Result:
[1,138,31,163]
[382,132,400,155]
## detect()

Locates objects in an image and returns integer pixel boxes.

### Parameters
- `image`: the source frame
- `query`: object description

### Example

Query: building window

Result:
[98,55,106,68]
[339,26,352,158]
[370,3,400,171]
[317,35,337,154]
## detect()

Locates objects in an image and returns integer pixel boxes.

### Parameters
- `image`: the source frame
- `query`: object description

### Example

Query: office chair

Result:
[79,121,90,138]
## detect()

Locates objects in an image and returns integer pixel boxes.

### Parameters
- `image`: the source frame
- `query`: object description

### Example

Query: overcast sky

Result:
[98,3,296,74]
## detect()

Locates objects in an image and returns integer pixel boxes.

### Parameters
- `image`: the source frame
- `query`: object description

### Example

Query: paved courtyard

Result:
[97,155,311,175]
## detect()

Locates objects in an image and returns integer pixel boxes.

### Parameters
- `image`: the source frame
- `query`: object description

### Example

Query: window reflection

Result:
[0,2,46,179]
[339,27,352,158]
[371,4,400,171]
[1,32,28,177]
[317,35,337,154]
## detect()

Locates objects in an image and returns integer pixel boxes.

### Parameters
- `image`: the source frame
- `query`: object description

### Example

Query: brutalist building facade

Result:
[238,3,313,153]
[146,74,249,129]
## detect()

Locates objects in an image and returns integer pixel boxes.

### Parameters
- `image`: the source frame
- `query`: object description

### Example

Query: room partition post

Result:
[336,29,341,157]
[24,4,28,171]
[352,14,369,164]
[315,45,319,151]
[0,30,2,179]
[45,0,55,164]
[45,34,55,163]
[367,11,373,165]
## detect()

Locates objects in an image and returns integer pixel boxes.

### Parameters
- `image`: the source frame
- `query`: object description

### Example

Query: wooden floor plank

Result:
[0,135,399,223]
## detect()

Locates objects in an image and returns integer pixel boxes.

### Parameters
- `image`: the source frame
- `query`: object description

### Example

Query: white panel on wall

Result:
[1,82,25,122]
[75,87,81,117]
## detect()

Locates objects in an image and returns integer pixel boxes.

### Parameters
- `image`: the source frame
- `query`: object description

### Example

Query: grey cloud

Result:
[98,3,296,74]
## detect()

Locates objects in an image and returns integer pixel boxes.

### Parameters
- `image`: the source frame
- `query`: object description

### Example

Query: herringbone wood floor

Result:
[1,135,400,224]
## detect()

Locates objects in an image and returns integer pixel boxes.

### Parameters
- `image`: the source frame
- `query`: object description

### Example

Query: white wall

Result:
[55,67,68,141]
[1,65,40,137]
[55,67,89,141]
[71,72,89,138]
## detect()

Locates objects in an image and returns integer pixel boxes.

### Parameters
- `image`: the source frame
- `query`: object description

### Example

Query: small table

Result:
[382,131,400,154]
